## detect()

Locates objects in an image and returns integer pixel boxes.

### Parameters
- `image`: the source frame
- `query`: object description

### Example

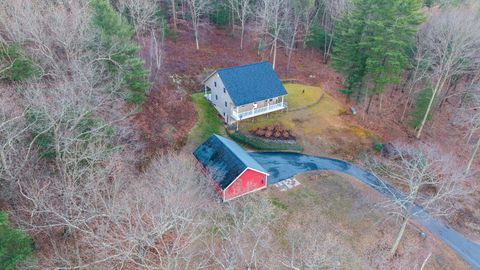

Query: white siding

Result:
[205,73,235,124]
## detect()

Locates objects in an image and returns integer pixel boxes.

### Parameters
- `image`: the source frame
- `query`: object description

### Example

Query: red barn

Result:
[193,134,269,202]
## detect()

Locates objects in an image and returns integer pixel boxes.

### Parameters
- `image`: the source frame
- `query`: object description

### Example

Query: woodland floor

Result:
[132,21,480,248]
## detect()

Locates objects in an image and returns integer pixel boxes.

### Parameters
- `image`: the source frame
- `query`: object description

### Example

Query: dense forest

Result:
[0,0,479,269]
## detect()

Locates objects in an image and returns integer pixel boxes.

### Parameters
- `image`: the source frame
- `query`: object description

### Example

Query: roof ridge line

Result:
[217,61,270,72]
[212,135,249,171]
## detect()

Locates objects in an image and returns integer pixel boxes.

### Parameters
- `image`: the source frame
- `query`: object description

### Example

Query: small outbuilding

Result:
[193,134,269,201]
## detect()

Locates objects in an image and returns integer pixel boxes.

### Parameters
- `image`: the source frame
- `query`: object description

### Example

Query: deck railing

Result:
[231,102,286,120]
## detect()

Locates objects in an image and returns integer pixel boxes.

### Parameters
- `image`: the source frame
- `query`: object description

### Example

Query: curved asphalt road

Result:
[249,152,480,270]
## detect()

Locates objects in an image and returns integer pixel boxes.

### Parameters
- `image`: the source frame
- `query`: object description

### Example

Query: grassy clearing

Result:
[187,93,224,146]
[237,83,377,157]
[186,83,378,157]
[283,83,323,110]
[267,172,470,269]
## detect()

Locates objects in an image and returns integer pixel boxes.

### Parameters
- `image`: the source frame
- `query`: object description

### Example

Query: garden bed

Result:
[227,129,303,152]
[249,124,295,140]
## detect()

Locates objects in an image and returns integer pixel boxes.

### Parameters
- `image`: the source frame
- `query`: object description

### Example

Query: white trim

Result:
[202,70,219,84]
[231,101,285,121]
[223,167,269,192]
[224,167,248,191]
[247,167,270,176]
[223,183,267,202]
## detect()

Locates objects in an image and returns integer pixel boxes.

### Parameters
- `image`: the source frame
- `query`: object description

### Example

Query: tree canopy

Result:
[332,0,424,110]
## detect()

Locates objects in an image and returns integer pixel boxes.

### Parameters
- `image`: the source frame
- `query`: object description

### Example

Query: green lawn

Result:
[187,84,377,157]
[283,83,323,110]
[237,83,378,157]
[187,93,224,146]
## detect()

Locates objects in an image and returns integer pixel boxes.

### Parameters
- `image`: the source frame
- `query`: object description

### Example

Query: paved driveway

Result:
[249,152,480,270]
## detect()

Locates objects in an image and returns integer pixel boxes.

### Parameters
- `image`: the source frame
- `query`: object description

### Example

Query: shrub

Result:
[0,43,39,82]
[373,142,383,152]
[0,212,33,270]
[90,0,150,106]
[270,197,288,210]
[227,130,303,152]
[209,1,230,28]
[24,109,56,159]
[76,112,114,141]
[250,124,296,140]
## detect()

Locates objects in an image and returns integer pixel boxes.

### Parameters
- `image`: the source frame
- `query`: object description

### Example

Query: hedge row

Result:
[227,130,303,152]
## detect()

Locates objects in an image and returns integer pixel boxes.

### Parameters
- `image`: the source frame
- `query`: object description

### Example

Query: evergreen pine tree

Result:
[332,0,424,110]
[90,0,151,105]
[0,43,39,82]
[331,0,370,101]
[0,212,33,270]
[363,0,424,112]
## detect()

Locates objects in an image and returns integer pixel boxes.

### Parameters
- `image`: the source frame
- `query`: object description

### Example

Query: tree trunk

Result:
[438,77,458,111]
[326,35,334,64]
[465,136,480,174]
[171,0,177,31]
[240,22,245,50]
[195,28,199,50]
[416,77,447,138]
[391,216,409,256]
[379,94,383,113]
[365,95,374,114]
[286,25,298,76]
[231,7,235,33]
[272,39,277,70]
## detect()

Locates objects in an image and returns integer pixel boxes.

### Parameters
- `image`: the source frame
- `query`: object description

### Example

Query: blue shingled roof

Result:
[217,62,287,106]
[193,134,268,189]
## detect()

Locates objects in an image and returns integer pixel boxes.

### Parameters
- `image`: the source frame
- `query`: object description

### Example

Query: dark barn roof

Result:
[193,134,268,190]
[216,62,287,106]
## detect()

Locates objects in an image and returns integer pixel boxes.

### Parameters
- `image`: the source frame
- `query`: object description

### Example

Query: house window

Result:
[223,112,225,116]
[215,94,218,100]
[214,81,217,87]
[269,98,273,102]
[225,101,227,107]
[223,88,226,93]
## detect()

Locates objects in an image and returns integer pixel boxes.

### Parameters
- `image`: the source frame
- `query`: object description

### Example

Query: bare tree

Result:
[455,76,480,173]
[281,0,303,75]
[186,0,210,50]
[171,0,178,31]
[207,196,277,269]
[368,143,467,256]
[117,0,160,34]
[320,0,351,63]
[400,43,431,122]
[281,221,343,269]
[257,0,287,70]
[81,154,216,269]
[228,0,253,50]
[414,9,480,138]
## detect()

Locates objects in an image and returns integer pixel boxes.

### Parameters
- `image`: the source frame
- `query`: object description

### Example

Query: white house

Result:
[203,61,288,124]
